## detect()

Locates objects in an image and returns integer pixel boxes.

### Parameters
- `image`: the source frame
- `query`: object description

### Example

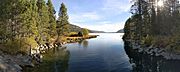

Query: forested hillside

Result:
[123,0,180,52]
[68,24,105,33]
[0,0,81,54]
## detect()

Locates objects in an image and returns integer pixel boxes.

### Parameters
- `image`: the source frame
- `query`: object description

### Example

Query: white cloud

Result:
[96,21,111,24]
[81,12,101,20]
[69,12,102,23]
[56,0,131,32]
[73,22,125,32]
[102,0,132,14]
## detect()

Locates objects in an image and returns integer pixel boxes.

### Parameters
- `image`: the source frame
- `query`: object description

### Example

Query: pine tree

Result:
[0,0,28,40]
[126,0,180,45]
[37,0,50,44]
[0,0,9,42]
[0,0,39,53]
[57,3,70,37]
[19,0,38,38]
[47,0,57,38]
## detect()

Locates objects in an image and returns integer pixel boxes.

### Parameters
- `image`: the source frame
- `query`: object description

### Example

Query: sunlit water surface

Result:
[24,33,180,72]
[24,33,132,72]
[66,33,132,72]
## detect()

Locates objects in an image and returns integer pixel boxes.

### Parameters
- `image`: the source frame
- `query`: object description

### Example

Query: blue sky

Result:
[51,0,132,32]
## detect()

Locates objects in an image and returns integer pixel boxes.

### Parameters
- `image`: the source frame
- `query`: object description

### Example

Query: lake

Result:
[24,33,180,72]
[66,33,132,72]
[24,33,132,72]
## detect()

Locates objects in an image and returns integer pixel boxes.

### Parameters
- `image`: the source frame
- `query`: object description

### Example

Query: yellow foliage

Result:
[68,32,78,36]
[59,36,67,42]
[23,37,38,49]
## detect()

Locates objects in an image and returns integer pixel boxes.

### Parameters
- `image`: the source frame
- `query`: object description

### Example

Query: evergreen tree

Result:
[20,0,38,38]
[0,0,11,42]
[0,0,39,53]
[125,0,180,46]
[57,3,70,36]
[0,0,29,40]
[47,0,57,38]
[37,0,50,44]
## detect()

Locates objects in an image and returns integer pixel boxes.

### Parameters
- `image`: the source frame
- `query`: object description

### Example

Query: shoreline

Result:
[123,40,180,60]
[66,35,99,43]
[0,35,98,72]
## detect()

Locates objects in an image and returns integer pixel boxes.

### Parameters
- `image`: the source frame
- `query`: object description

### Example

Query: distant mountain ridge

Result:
[116,29,124,33]
[68,24,105,33]
[88,30,105,33]
[68,24,82,32]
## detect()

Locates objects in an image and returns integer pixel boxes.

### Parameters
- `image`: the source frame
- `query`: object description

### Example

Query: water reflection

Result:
[78,40,89,48]
[24,47,70,72]
[124,41,180,72]
[24,33,132,72]
[66,33,132,72]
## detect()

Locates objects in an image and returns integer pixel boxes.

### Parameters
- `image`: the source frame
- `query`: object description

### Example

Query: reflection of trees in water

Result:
[124,41,180,72]
[78,40,88,48]
[82,40,88,48]
[52,47,70,72]
[78,40,83,47]
[24,47,70,72]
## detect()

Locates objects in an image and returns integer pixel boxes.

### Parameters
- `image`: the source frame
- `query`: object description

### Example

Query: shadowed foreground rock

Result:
[0,51,33,72]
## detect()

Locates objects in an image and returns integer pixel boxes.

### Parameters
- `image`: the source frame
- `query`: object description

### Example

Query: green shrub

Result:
[2,37,38,54]
[143,35,153,46]
[153,36,171,48]
[23,37,38,49]
[4,39,22,54]
[78,32,83,36]
[82,28,89,37]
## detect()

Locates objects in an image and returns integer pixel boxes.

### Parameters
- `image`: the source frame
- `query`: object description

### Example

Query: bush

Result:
[68,32,78,37]
[59,36,67,42]
[78,32,83,36]
[23,37,38,49]
[3,39,22,54]
[2,37,38,54]
[143,35,153,46]
[153,36,171,48]
[69,32,77,35]
[82,28,89,37]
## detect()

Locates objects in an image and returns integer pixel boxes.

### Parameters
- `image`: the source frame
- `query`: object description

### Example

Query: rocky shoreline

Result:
[0,35,98,72]
[0,51,32,72]
[0,43,63,72]
[124,41,180,60]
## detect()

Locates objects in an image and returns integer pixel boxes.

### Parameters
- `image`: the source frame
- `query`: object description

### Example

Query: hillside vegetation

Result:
[123,0,180,53]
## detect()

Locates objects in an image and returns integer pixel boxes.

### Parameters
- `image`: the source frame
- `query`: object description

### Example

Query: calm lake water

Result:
[24,33,180,72]
[24,33,132,72]
[66,33,132,72]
